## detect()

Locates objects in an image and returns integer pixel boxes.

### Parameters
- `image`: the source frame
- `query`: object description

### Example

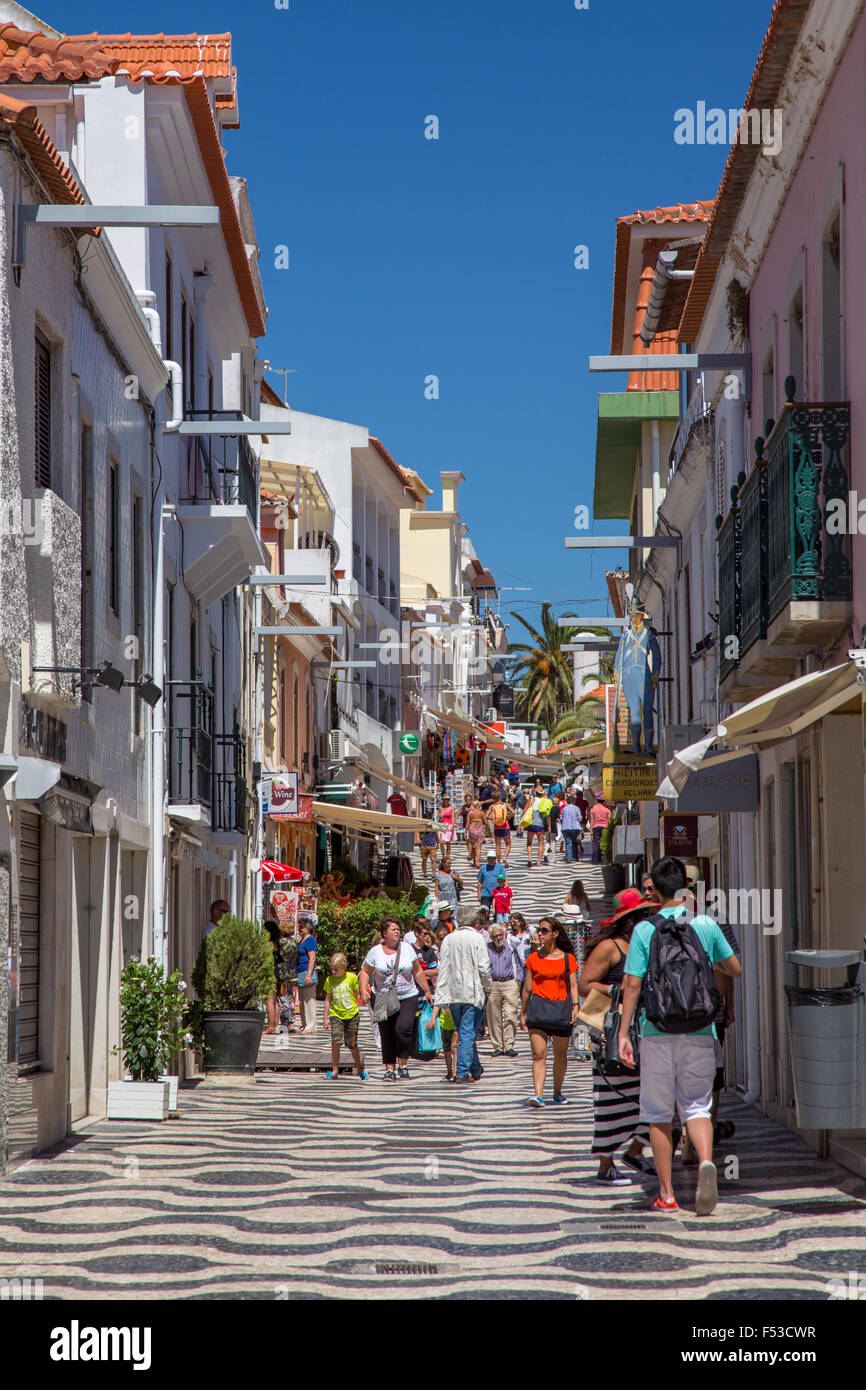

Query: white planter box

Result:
[159,1074,179,1112]
[107,1080,170,1121]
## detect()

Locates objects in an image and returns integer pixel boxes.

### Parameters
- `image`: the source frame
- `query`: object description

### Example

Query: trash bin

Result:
[785,949,866,1130]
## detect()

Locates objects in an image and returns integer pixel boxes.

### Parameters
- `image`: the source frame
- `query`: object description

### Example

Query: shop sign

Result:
[662,813,698,857]
[270,888,298,928]
[19,702,67,763]
[670,754,759,814]
[603,759,661,802]
[398,732,420,755]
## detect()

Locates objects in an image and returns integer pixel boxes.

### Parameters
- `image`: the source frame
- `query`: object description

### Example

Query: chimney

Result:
[441,471,465,514]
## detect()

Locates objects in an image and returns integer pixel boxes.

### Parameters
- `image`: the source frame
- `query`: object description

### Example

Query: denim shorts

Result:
[329,1014,360,1046]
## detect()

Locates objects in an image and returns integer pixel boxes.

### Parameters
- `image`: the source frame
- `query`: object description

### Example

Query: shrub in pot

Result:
[189,916,275,1075]
[109,958,189,1120]
[599,813,626,895]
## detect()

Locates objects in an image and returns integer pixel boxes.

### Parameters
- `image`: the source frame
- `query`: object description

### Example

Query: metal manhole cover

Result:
[375,1262,439,1276]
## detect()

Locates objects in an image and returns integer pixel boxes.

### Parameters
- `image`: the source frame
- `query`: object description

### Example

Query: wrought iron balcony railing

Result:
[212,730,251,834]
[181,410,258,518]
[716,381,851,682]
[167,678,214,808]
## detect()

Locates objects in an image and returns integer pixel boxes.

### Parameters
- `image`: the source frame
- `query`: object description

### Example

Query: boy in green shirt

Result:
[323,953,367,1079]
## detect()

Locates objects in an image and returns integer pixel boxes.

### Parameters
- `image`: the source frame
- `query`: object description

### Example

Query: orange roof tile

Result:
[260,378,286,408]
[66,32,233,82]
[369,437,421,502]
[0,23,113,81]
[679,0,810,343]
[0,91,92,219]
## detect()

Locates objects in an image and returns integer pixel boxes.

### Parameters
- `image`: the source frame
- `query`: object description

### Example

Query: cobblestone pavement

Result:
[1,840,864,1300]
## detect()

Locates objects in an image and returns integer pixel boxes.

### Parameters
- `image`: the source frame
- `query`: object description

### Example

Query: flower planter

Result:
[107,1079,170,1121]
[601,863,626,896]
[159,1074,179,1112]
[202,1010,266,1075]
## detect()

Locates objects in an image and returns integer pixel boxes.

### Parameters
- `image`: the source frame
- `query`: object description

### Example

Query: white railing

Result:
[669,376,712,477]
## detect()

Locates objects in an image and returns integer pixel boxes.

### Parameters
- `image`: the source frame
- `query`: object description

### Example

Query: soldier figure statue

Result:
[613,601,662,756]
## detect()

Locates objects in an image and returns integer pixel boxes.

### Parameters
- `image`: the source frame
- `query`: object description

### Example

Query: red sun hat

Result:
[599,887,653,928]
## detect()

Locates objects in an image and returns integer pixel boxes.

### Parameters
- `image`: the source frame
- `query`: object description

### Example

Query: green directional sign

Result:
[398,732,420,755]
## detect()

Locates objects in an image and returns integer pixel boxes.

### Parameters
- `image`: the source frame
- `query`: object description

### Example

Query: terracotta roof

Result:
[368,437,421,502]
[0,92,93,220]
[66,31,233,81]
[611,201,715,369]
[470,568,497,591]
[260,377,285,408]
[0,24,113,81]
[679,0,810,342]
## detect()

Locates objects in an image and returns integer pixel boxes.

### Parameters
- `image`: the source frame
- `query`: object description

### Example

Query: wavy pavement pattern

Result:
[0,845,864,1300]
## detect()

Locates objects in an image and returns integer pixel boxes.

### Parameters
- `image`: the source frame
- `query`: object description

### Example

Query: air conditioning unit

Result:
[485,707,497,721]
[328,729,346,762]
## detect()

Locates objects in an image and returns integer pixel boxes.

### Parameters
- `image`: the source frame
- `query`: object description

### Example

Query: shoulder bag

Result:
[524,950,574,1033]
[371,941,404,1023]
[596,979,641,1076]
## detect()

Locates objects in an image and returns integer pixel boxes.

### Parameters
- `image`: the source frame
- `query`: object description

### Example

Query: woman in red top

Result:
[520,917,579,1107]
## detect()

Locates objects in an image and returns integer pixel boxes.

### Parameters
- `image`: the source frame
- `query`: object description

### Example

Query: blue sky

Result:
[47,0,772,628]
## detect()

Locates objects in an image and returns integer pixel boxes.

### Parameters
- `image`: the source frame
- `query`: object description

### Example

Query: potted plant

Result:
[599,813,626,897]
[189,916,274,1076]
[109,958,189,1120]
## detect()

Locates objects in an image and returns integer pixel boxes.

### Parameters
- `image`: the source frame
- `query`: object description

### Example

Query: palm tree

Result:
[507,607,617,736]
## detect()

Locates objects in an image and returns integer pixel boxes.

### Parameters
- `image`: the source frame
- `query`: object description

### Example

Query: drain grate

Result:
[375,1261,439,1276]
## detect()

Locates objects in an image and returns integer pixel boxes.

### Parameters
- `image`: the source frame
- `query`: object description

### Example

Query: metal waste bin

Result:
[785,950,866,1130]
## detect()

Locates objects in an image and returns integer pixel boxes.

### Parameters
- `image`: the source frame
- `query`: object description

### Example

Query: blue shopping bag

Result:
[417,1001,442,1052]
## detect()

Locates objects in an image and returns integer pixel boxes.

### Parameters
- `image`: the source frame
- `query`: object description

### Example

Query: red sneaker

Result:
[651,1195,680,1213]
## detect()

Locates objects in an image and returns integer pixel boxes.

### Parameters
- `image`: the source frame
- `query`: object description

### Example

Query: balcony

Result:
[166,679,214,824]
[212,730,251,844]
[717,388,851,702]
[176,410,268,608]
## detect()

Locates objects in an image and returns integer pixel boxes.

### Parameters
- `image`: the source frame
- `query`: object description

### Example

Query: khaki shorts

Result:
[638,1034,716,1124]
[329,1014,360,1047]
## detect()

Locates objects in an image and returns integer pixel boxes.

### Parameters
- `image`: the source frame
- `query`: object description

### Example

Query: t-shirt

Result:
[492,885,513,915]
[323,971,360,1020]
[526,950,577,1002]
[589,803,612,830]
[297,935,318,981]
[624,907,735,1039]
[387,794,408,816]
[420,829,439,847]
[363,942,419,999]
[477,863,504,898]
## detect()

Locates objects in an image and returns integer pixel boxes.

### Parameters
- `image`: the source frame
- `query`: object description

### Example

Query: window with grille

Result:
[35,331,51,488]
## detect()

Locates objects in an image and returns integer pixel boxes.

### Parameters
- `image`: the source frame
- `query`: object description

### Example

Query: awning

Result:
[261,858,305,883]
[258,458,334,514]
[353,757,430,801]
[312,801,432,832]
[658,662,862,796]
[425,705,474,734]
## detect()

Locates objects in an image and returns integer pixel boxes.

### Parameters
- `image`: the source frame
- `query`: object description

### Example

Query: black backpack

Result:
[643,912,722,1034]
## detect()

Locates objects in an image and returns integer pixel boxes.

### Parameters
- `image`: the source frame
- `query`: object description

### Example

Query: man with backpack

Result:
[617,857,741,1216]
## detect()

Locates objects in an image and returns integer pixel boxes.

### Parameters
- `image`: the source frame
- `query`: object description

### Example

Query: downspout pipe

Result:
[641,249,695,345]
[651,417,661,526]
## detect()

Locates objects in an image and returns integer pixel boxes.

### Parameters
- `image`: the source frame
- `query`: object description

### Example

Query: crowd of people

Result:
[424,771,617,870]
[252,759,742,1217]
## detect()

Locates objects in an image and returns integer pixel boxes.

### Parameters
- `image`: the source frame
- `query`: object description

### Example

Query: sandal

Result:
[651,1195,679,1212]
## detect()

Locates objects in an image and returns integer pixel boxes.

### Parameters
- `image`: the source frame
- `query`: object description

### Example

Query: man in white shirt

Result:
[434,906,492,1083]
[203,899,230,944]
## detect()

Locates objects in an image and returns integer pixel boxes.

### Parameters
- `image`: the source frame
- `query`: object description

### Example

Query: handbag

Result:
[524,949,574,1033]
[370,940,403,1023]
[596,980,641,1076]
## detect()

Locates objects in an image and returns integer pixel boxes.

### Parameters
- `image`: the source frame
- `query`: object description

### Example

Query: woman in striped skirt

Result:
[579,889,656,1187]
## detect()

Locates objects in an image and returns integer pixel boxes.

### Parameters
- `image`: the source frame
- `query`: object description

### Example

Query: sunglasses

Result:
[537,926,553,935]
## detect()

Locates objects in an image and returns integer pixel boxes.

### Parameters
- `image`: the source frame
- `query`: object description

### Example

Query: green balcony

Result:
[717,389,851,701]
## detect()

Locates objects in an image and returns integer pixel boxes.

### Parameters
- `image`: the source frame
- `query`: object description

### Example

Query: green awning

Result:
[593,391,680,520]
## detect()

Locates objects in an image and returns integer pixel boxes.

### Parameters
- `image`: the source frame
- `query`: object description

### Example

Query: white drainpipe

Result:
[137,291,162,357]
[163,362,184,432]
[651,418,661,527]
